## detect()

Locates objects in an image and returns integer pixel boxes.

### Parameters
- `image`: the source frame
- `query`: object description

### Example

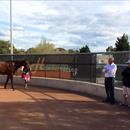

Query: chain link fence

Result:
[96,51,130,87]
[0,51,129,87]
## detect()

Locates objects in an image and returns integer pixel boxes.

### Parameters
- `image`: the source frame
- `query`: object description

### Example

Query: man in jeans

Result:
[102,57,117,104]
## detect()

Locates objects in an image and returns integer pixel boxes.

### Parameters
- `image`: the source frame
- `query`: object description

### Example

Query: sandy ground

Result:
[0,85,129,130]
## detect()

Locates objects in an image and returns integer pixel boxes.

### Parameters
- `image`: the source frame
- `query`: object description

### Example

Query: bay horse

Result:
[0,60,27,90]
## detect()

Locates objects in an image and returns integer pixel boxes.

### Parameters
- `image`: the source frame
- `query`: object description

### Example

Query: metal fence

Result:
[0,51,129,87]
[96,51,130,87]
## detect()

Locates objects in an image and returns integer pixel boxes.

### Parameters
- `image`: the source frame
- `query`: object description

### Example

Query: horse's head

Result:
[14,60,28,72]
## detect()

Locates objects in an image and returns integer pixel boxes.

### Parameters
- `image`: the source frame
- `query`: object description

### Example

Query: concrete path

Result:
[0,85,129,130]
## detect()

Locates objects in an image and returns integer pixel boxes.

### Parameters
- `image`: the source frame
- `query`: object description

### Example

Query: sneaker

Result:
[25,85,29,89]
[119,102,128,106]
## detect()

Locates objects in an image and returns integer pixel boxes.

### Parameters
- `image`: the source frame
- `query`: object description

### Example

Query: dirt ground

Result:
[0,85,129,130]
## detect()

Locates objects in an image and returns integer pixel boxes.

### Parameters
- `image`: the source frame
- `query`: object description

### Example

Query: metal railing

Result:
[0,51,129,87]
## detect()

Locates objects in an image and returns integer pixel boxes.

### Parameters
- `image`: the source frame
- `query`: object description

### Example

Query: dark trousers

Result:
[105,77,115,103]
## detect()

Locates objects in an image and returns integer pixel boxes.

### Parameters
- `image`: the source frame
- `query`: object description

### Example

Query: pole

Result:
[10,0,13,60]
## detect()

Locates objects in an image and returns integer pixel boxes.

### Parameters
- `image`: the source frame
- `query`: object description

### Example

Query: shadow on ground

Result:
[0,86,129,130]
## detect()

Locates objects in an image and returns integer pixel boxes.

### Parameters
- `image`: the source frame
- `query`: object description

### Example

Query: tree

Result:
[0,40,10,54]
[55,48,67,54]
[106,46,115,52]
[16,49,25,54]
[68,49,79,54]
[26,48,35,54]
[27,40,56,54]
[35,40,55,54]
[115,33,130,51]
[79,45,90,53]
[0,40,24,54]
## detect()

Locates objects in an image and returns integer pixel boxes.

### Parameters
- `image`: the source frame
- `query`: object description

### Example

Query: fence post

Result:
[95,53,97,83]
[59,64,61,79]
[74,55,76,80]
[59,55,61,79]
[45,55,46,78]
[129,51,130,60]
[90,54,92,82]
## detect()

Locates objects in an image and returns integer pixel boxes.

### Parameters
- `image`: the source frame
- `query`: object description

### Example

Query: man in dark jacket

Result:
[122,60,130,108]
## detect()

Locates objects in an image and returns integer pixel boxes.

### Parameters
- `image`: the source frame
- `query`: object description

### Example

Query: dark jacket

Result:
[122,67,130,88]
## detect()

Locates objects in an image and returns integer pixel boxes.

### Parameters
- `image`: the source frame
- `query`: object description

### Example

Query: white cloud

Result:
[1,0,130,52]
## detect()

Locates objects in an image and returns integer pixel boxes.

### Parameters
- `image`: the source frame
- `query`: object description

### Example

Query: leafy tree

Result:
[16,49,25,54]
[55,48,67,54]
[0,40,10,54]
[79,45,90,53]
[115,33,130,51]
[106,46,115,52]
[0,40,26,54]
[27,40,56,54]
[68,49,79,54]
[26,48,35,54]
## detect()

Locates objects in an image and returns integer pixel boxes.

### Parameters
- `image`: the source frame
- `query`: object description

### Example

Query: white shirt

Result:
[102,63,117,78]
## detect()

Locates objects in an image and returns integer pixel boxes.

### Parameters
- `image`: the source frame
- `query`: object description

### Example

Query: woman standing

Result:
[21,61,31,89]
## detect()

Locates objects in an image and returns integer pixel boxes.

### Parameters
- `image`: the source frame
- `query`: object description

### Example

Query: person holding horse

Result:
[3,60,29,90]
[21,61,31,89]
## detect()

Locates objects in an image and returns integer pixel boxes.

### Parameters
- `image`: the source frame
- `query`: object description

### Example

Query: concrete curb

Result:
[0,75,123,102]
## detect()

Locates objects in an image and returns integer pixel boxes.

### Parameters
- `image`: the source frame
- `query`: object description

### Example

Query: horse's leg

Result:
[4,75,9,89]
[10,74,14,91]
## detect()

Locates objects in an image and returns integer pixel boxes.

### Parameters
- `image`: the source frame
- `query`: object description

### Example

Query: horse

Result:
[0,60,27,91]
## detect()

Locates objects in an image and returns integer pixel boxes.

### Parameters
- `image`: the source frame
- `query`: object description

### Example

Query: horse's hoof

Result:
[12,89,15,91]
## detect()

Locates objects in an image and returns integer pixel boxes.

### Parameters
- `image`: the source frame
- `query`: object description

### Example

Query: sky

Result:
[0,0,130,52]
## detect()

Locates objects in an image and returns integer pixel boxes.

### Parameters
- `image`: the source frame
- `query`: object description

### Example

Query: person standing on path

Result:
[102,57,117,104]
[21,61,31,89]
